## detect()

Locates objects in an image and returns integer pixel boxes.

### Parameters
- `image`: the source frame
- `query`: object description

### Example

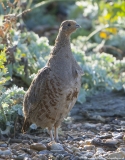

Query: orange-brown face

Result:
[60,20,80,35]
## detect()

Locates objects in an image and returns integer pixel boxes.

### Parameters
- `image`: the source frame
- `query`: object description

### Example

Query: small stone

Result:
[90,115,105,122]
[47,141,64,151]
[0,143,7,147]
[123,135,125,141]
[16,153,28,160]
[96,147,105,155]
[72,115,84,121]
[98,133,112,139]
[84,145,95,151]
[11,143,23,150]
[65,147,73,153]
[105,139,118,145]
[71,123,82,129]
[79,140,84,147]
[72,156,81,160]
[112,132,123,139]
[30,143,47,151]
[51,150,67,154]
[11,154,17,158]
[117,146,125,152]
[72,147,80,153]
[0,149,11,155]
[102,124,110,131]
[33,154,48,160]
[24,157,29,160]
[62,156,71,160]
[85,151,94,158]
[39,150,51,155]
[121,126,125,131]
[84,123,96,129]
[107,151,125,159]
[120,121,125,125]
[84,139,92,145]
[95,156,106,160]
[73,137,84,141]
[79,155,87,159]
[117,148,125,156]
[56,154,64,158]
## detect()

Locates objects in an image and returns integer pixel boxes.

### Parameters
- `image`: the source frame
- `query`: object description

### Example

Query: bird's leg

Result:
[48,128,54,141]
[54,126,59,142]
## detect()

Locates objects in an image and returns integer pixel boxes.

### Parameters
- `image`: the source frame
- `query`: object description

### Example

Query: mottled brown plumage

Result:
[22,20,83,141]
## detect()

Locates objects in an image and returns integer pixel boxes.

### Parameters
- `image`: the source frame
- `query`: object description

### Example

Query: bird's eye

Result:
[68,23,71,26]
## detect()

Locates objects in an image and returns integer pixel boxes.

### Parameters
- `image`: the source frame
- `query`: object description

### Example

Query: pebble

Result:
[105,139,118,145]
[84,123,97,129]
[0,149,11,155]
[107,151,125,159]
[48,142,64,151]
[84,139,92,145]
[84,145,95,151]
[85,151,94,158]
[117,146,125,152]
[11,143,23,150]
[79,155,88,159]
[112,132,123,139]
[102,124,111,131]
[51,150,67,154]
[72,147,80,153]
[120,121,125,125]
[64,146,73,153]
[71,123,82,129]
[55,154,64,159]
[90,115,105,122]
[39,150,51,155]
[95,156,106,160]
[0,143,7,147]
[73,137,84,141]
[32,154,48,160]
[15,154,28,160]
[62,156,71,160]
[98,133,112,139]
[96,147,105,155]
[72,115,84,121]
[30,143,47,151]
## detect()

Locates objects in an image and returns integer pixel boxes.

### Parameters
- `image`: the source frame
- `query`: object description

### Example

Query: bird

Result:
[22,20,83,142]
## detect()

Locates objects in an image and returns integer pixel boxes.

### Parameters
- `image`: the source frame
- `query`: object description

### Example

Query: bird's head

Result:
[59,20,80,36]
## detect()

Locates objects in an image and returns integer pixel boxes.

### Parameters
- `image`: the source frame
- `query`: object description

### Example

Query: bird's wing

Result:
[23,67,51,115]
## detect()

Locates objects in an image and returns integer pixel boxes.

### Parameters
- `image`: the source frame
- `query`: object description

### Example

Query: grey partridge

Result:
[22,20,83,141]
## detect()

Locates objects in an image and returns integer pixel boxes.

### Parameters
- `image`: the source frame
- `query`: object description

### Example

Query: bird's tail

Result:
[22,118,31,133]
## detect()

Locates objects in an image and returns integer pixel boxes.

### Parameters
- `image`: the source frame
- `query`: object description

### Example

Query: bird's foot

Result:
[55,138,61,143]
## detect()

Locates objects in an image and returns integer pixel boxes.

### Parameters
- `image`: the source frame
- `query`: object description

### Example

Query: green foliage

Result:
[71,39,125,103]
[0,49,8,90]
[11,31,51,85]
[0,85,25,130]
[0,49,25,130]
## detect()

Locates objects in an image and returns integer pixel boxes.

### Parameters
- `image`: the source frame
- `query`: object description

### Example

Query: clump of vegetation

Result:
[0,49,25,135]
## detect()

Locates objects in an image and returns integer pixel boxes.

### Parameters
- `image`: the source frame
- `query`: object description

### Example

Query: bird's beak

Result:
[76,24,81,28]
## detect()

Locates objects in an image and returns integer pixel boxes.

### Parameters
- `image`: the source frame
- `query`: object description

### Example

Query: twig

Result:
[17,9,31,18]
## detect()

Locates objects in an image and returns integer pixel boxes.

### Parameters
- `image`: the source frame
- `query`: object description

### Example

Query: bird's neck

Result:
[52,31,71,55]
[56,31,70,45]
